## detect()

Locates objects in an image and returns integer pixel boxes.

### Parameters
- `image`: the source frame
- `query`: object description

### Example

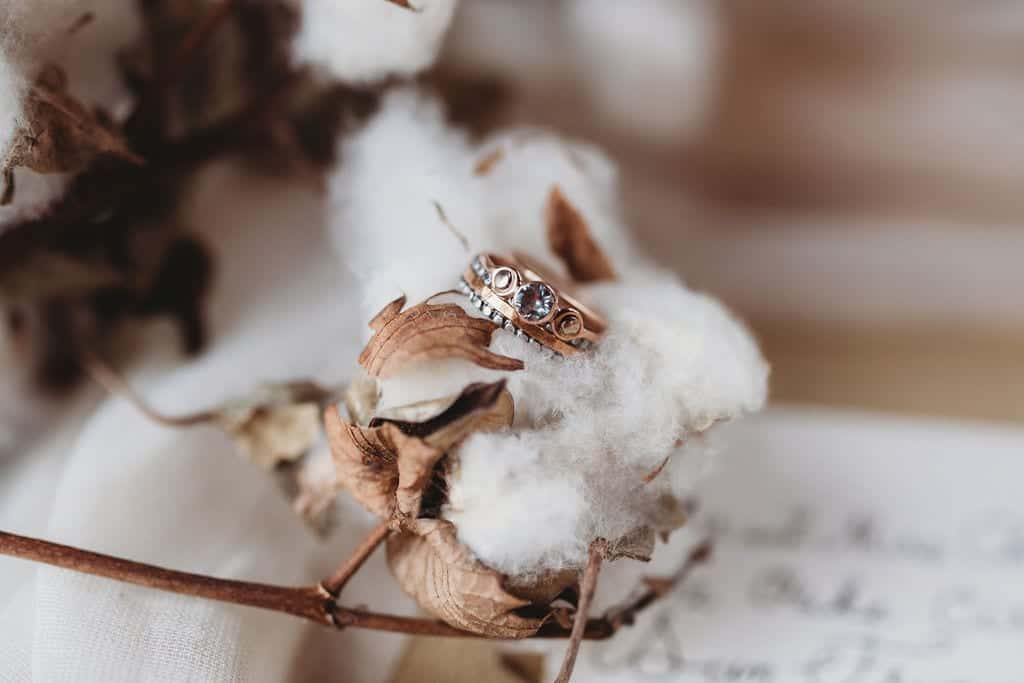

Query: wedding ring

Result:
[457,253,607,356]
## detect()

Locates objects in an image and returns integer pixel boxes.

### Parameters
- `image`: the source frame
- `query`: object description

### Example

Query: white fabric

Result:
[0,164,416,682]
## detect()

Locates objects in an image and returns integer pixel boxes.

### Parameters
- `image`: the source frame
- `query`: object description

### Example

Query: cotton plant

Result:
[318,90,767,678]
[0,3,766,683]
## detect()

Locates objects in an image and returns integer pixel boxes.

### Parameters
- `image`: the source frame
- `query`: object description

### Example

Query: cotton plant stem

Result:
[554,539,607,683]
[320,521,391,597]
[0,529,618,643]
[80,351,217,427]
[0,530,334,624]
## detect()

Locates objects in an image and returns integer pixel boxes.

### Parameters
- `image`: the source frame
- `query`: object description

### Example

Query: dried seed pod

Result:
[387,519,548,639]
[326,380,514,519]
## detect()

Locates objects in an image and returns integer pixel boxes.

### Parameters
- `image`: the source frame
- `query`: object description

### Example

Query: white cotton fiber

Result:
[293,0,458,83]
[0,53,23,162]
[444,432,588,576]
[327,90,769,576]
[0,0,141,217]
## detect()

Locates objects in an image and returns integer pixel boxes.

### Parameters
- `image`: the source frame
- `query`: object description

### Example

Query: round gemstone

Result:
[512,282,555,322]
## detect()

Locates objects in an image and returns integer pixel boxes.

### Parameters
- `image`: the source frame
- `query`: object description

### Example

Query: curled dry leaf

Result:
[2,64,142,204]
[546,185,616,283]
[359,295,524,378]
[387,518,547,639]
[215,381,337,470]
[326,380,514,519]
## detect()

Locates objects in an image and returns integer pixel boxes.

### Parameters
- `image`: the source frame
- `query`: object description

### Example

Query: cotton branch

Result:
[0,529,606,641]
[0,527,709,656]
[81,351,217,427]
[0,529,334,625]
[320,520,391,597]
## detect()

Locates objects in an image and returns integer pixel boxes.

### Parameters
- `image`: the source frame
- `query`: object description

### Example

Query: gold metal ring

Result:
[458,252,606,357]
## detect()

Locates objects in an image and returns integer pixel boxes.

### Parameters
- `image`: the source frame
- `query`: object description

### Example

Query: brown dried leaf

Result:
[387,518,547,638]
[384,0,420,10]
[2,65,142,186]
[323,411,400,517]
[215,381,336,470]
[604,527,656,562]
[546,185,616,283]
[474,147,504,175]
[326,380,514,518]
[359,295,524,378]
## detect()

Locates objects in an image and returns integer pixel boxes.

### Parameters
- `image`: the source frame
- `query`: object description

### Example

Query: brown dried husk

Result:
[387,519,548,639]
[546,185,616,283]
[358,295,524,378]
[325,380,514,519]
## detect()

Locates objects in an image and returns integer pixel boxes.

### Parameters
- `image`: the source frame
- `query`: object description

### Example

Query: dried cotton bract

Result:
[327,91,768,593]
[292,0,458,83]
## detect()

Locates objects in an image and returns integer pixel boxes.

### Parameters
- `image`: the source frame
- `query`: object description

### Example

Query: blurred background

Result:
[442,0,1024,424]
[3,0,1021,451]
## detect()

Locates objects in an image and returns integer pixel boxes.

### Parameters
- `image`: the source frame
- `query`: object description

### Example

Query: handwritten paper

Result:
[569,409,1024,683]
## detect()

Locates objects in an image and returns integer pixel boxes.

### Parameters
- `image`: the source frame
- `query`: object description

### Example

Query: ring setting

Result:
[458,253,606,356]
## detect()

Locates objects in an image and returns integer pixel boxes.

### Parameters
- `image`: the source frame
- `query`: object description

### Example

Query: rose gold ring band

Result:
[457,252,606,357]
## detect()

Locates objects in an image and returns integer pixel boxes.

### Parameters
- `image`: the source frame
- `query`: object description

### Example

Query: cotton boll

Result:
[444,276,766,574]
[329,89,768,578]
[294,0,458,83]
[563,0,719,143]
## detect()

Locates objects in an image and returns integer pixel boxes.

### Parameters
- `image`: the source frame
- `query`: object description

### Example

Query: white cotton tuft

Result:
[327,90,768,576]
[327,90,482,313]
[0,54,24,161]
[444,432,588,576]
[293,0,458,83]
